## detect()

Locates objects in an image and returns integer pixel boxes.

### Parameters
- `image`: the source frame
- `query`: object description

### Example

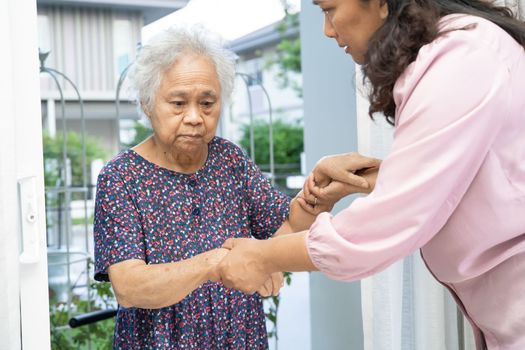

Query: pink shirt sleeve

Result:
[306,25,512,281]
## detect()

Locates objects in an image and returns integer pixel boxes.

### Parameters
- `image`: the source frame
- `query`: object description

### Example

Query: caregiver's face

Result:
[314,0,389,64]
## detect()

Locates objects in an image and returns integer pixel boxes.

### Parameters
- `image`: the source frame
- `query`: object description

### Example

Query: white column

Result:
[0,0,51,349]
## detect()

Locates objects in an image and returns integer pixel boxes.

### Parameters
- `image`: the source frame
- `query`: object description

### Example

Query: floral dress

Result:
[94,137,290,349]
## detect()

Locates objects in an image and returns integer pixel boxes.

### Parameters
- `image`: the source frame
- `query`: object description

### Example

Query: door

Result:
[0,0,51,349]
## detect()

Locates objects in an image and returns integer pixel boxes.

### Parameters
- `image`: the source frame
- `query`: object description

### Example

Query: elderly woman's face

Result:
[314,0,388,64]
[149,53,221,155]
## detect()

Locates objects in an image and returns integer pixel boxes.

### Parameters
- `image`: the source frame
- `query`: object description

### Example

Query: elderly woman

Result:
[93,25,362,349]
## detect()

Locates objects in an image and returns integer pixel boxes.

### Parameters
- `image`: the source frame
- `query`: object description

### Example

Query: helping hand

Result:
[312,152,381,188]
[299,153,381,214]
[218,238,272,294]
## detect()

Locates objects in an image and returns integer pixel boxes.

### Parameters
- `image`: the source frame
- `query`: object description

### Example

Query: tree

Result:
[43,131,108,188]
[239,120,303,174]
[266,1,302,96]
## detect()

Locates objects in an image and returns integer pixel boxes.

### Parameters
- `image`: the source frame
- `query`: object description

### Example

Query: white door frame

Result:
[0,1,51,349]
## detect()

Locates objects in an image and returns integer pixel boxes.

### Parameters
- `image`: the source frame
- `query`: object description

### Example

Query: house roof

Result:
[228,20,299,56]
[36,0,189,24]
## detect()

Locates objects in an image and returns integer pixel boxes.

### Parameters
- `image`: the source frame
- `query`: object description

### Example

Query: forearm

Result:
[286,198,319,232]
[272,219,293,237]
[262,231,318,273]
[109,253,213,309]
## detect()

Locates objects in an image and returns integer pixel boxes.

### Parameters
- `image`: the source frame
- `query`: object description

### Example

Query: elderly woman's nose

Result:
[184,106,202,124]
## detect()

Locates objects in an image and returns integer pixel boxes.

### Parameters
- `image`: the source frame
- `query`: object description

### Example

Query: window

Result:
[113,18,133,80]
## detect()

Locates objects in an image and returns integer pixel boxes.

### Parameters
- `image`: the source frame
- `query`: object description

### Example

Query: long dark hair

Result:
[363,0,525,125]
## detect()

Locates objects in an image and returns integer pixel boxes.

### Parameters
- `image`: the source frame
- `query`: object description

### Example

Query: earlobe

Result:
[379,1,389,19]
[141,101,152,119]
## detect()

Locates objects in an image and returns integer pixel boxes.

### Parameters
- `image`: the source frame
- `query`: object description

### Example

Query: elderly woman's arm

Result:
[275,198,322,234]
[280,153,381,234]
[108,248,228,309]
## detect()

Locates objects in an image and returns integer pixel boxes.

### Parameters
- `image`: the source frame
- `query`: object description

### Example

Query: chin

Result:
[351,54,365,65]
[179,138,207,151]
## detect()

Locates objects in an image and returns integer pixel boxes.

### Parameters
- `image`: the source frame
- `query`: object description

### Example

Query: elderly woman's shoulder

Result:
[211,136,251,162]
[96,149,136,181]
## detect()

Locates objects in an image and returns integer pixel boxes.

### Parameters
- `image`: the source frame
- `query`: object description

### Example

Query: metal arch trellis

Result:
[235,72,276,186]
[115,42,142,152]
[115,61,135,152]
[39,49,94,348]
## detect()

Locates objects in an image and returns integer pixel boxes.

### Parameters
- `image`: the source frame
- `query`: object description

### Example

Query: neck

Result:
[162,146,208,173]
[138,136,209,173]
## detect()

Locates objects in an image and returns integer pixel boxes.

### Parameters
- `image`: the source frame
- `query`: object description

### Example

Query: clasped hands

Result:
[209,152,380,295]
[206,241,281,297]
[296,152,380,214]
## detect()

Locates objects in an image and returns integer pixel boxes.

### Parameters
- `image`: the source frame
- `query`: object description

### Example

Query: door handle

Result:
[18,176,40,264]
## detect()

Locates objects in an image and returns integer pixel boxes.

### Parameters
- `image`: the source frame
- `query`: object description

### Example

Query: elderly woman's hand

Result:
[256,272,284,297]
[205,248,230,283]
[294,189,334,215]
[299,153,381,214]
[218,238,271,294]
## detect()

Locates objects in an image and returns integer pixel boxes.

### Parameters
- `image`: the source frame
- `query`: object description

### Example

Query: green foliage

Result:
[50,276,116,349]
[239,120,303,174]
[265,1,302,96]
[42,131,108,187]
[123,121,152,149]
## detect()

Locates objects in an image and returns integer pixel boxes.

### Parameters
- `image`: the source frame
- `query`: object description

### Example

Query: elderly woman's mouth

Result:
[180,134,203,139]
[179,135,204,142]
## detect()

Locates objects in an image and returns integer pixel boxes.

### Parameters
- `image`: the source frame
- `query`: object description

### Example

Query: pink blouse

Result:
[306,15,525,350]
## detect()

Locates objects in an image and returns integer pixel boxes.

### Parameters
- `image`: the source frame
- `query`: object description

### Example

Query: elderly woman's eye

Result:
[201,101,215,108]
[170,101,185,107]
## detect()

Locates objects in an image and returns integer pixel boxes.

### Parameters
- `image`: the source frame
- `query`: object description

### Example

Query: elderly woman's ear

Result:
[141,101,152,119]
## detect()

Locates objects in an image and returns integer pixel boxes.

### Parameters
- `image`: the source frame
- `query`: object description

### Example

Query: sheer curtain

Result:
[354,68,476,350]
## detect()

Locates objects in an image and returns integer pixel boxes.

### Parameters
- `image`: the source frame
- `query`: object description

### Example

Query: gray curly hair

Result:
[127,24,236,116]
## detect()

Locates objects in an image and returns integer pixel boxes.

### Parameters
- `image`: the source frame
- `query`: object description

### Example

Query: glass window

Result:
[113,18,133,80]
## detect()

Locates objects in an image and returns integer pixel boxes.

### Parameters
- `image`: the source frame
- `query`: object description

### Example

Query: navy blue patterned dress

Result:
[94,137,290,349]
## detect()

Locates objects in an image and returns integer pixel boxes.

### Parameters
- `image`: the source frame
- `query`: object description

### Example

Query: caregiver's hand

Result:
[218,238,272,294]
[299,153,381,214]
[310,152,381,188]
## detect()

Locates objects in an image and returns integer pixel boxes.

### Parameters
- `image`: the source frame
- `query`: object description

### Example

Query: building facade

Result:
[224,20,303,145]
[37,0,188,154]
